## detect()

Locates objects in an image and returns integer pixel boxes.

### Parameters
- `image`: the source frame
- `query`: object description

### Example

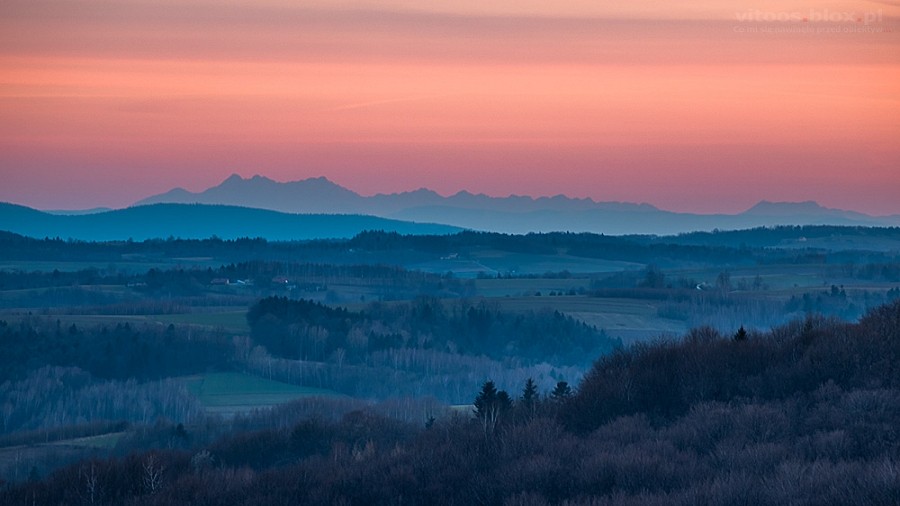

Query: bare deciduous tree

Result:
[142,454,164,495]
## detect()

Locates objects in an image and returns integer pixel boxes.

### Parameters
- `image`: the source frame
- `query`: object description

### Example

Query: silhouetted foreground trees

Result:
[4,301,899,505]
[564,300,900,432]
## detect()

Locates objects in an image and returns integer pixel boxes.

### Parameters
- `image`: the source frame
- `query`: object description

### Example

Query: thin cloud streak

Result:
[328,94,458,112]
[2,3,898,65]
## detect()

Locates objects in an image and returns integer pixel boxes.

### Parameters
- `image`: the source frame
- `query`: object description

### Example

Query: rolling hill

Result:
[0,202,462,241]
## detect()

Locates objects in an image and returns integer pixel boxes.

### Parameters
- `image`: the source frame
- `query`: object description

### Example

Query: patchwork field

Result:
[493,295,687,345]
[408,249,642,278]
[184,372,341,416]
[473,278,590,297]
[0,431,127,483]
[46,431,126,450]
[144,311,250,333]
[0,258,220,274]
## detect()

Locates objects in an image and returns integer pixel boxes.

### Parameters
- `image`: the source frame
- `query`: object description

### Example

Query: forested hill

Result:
[664,225,900,251]
[564,298,900,431]
[0,202,462,241]
[245,296,619,364]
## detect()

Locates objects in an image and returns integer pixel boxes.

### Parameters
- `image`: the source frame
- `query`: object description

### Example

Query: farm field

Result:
[0,259,220,274]
[184,372,341,415]
[668,263,855,290]
[143,311,250,333]
[473,277,589,297]
[493,295,687,345]
[0,432,126,483]
[46,431,126,450]
[0,284,136,304]
[0,310,251,336]
[408,250,642,278]
[774,234,900,252]
[468,251,641,275]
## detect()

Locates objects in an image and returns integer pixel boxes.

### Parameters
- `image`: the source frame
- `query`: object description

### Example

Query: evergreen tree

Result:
[474,380,512,436]
[521,377,539,420]
[551,381,572,401]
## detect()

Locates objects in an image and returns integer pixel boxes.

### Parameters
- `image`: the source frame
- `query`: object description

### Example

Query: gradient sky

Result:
[1,0,899,214]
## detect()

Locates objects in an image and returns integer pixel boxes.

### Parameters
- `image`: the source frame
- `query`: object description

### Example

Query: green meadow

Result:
[184,372,341,415]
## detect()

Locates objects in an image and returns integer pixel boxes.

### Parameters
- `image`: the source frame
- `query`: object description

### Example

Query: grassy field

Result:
[408,249,642,278]
[184,372,341,415]
[0,431,126,483]
[473,277,590,297]
[775,234,900,252]
[0,258,221,273]
[0,284,135,302]
[0,309,251,335]
[144,310,250,333]
[46,432,126,450]
[470,250,641,275]
[492,295,688,345]
[667,264,850,290]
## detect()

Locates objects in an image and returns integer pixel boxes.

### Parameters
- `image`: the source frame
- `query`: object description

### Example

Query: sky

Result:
[1,0,899,214]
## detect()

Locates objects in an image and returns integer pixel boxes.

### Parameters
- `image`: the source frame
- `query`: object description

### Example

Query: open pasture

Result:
[409,249,642,278]
[493,295,687,345]
[473,277,589,297]
[0,309,252,335]
[670,264,842,290]
[0,257,220,274]
[46,431,126,450]
[468,250,641,275]
[143,310,250,333]
[183,372,340,415]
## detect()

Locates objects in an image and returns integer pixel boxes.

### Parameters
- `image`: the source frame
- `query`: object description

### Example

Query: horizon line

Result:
[14,171,899,219]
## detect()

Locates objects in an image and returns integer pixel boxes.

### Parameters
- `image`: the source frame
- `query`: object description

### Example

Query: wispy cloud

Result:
[328,94,457,112]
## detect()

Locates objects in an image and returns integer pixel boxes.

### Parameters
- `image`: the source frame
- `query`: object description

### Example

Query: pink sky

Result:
[1,0,898,214]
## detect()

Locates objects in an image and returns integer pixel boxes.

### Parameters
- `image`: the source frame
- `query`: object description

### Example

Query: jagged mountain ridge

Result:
[137,174,656,215]
[134,174,900,235]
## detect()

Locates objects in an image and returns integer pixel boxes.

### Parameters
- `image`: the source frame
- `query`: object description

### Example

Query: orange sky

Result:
[1,0,899,214]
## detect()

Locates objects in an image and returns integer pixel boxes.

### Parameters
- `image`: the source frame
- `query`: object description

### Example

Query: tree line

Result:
[4,228,897,273]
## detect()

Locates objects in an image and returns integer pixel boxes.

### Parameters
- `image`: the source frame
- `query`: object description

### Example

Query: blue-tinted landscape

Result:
[2,0,899,504]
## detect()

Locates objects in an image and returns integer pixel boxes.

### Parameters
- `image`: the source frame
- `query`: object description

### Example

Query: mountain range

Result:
[135,174,900,235]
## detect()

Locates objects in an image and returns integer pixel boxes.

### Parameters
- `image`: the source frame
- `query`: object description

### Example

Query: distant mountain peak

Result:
[746,200,830,216]
[386,187,441,198]
[299,175,346,188]
[230,174,276,184]
[142,186,193,202]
